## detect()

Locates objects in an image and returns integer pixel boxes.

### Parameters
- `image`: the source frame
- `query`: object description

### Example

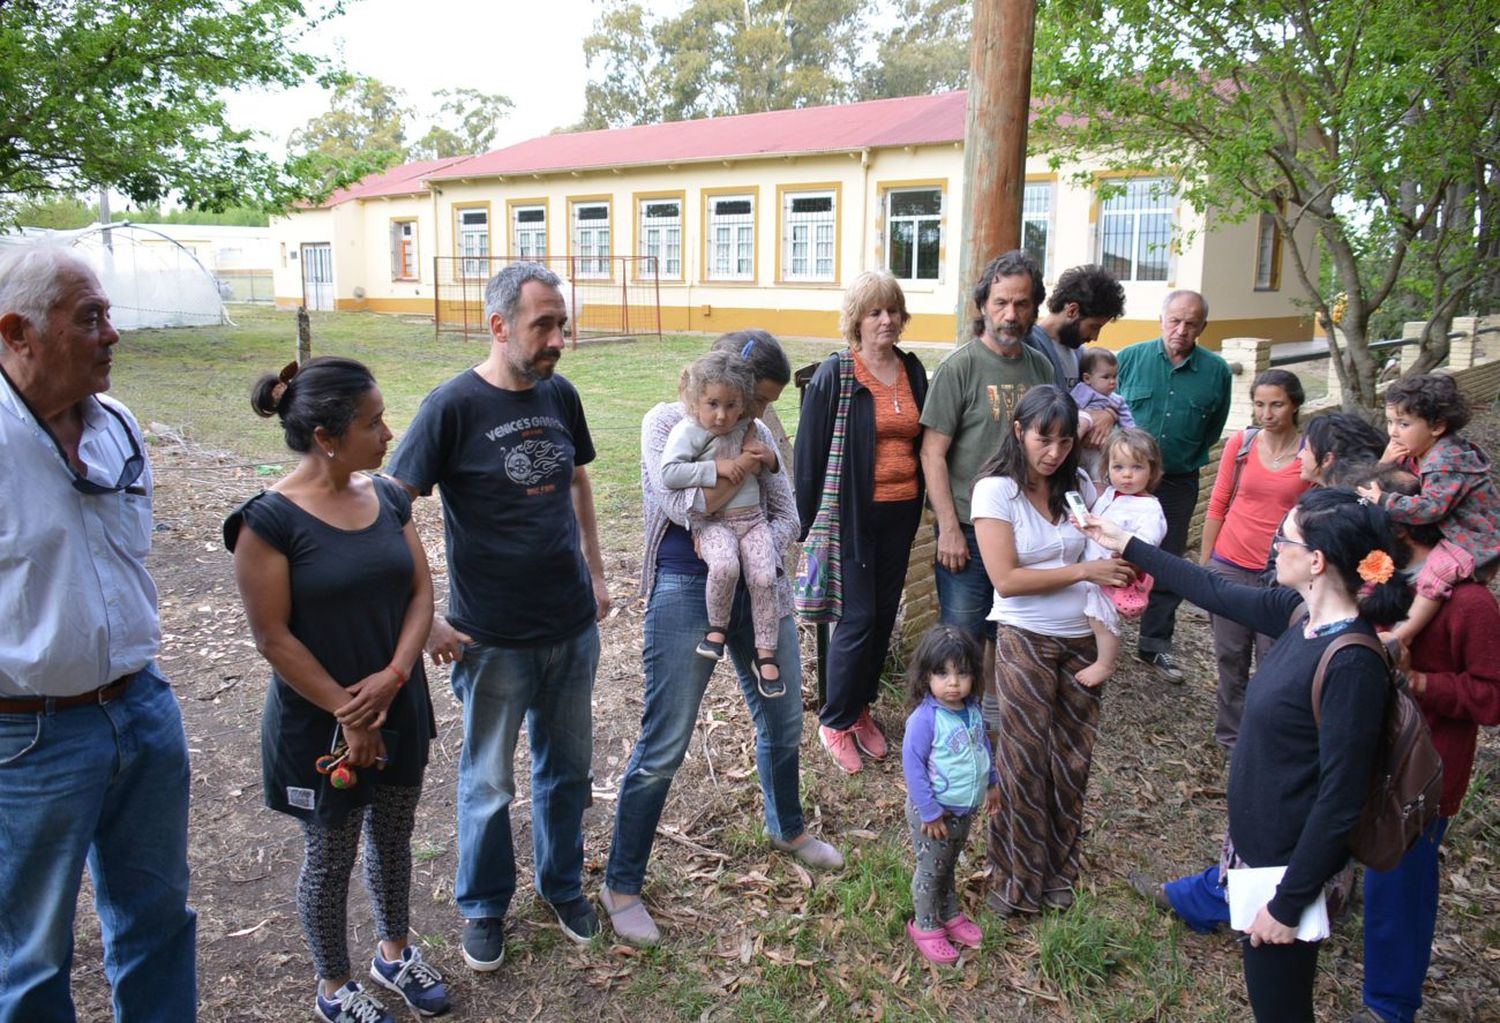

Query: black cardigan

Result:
[1123,537,1389,926]
[793,348,929,569]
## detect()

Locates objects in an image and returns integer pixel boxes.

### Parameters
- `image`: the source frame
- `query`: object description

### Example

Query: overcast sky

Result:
[223,0,679,157]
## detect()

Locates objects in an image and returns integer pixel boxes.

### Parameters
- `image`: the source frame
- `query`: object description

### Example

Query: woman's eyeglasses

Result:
[1271,529,1308,551]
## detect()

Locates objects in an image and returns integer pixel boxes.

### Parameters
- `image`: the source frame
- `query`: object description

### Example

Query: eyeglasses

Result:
[2,366,145,495]
[1271,529,1308,551]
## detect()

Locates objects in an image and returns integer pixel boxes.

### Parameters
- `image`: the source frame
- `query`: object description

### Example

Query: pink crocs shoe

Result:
[907,920,960,964]
[941,912,983,949]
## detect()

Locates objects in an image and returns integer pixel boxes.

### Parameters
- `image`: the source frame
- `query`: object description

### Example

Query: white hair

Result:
[0,245,94,326]
[484,261,563,324]
[1161,289,1209,320]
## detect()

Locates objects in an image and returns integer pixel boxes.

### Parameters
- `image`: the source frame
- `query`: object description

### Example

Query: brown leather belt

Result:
[0,672,137,714]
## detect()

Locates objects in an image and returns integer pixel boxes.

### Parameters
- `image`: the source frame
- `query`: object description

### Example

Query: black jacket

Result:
[793,348,929,568]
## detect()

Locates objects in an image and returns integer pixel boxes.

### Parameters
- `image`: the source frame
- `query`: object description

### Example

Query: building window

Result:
[638,198,682,279]
[1254,210,1282,290]
[886,188,941,282]
[1097,177,1175,282]
[572,201,611,278]
[513,205,547,260]
[457,207,489,278]
[1022,181,1052,277]
[707,194,755,281]
[390,220,418,280]
[782,189,836,282]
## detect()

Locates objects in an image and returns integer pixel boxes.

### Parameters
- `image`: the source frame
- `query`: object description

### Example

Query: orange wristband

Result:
[387,663,409,687]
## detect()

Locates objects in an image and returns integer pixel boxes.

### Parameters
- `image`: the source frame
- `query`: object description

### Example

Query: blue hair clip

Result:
[741,338,755,358]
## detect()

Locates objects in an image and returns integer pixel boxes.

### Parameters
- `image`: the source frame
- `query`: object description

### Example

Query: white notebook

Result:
[1225,865,1331,942]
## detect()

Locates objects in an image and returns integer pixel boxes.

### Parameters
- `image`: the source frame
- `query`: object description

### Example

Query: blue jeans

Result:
[1363,817,1450,1023]
[449,627,599,920]
[933,523,996,643]
[0,664,196,1023]
[605,574,805,895]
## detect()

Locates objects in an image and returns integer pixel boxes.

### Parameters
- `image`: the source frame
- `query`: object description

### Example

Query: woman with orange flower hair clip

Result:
[1085,488,1412,1023]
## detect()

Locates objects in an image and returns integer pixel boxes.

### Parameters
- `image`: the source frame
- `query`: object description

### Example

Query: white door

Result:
[301,244,334,311]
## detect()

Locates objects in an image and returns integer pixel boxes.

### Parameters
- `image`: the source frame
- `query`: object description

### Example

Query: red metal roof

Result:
[430,91,975,181]
[317,155,473,207]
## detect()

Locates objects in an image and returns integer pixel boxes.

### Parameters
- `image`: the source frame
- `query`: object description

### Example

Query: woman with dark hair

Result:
[1087,488,1413,1023]
[1199,368,1312,749]
[795,270,928,773]
[1297,410,1387,486]
[971,385,1135,916]
[601,330,843,947]
[225,358,445,1023]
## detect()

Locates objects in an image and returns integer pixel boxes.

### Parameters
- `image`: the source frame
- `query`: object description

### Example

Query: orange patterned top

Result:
[853,352,921,502]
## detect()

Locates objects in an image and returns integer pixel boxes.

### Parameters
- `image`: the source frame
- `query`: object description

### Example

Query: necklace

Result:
[1262,433,1299,469]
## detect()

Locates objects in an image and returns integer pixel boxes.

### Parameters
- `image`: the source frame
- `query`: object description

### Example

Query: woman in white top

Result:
[972,385,1134,916]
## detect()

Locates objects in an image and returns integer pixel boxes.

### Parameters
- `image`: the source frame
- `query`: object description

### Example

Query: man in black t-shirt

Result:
[388,262,610,974]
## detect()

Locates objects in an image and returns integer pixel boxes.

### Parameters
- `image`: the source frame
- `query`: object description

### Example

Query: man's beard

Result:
[1058,317,1084,349]
[987,318,1027,347]
[509,349,558,382]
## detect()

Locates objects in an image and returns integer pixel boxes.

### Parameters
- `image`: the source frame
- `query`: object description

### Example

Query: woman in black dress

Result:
[226,358,445,1023]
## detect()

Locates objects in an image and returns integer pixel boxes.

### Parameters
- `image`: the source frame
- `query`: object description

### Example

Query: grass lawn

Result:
[109,304,946,536]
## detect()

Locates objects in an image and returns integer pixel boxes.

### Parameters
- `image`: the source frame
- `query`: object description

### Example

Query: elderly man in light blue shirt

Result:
[0,246,196,1022]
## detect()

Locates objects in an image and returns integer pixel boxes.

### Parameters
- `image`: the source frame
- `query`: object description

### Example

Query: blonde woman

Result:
[794,270,929,773]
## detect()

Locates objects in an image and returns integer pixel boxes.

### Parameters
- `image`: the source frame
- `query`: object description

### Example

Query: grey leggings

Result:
[906,799,974,930]
[296,784,422,980]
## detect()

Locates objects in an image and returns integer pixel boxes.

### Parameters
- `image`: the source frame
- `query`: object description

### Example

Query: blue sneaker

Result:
[370,946,450,1017]
[315,980,394,1023]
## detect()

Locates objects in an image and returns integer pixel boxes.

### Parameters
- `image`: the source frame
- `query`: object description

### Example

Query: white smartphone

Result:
[1065,490,1090,528]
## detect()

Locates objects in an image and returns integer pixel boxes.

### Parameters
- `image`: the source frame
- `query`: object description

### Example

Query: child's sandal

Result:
[754,656,786,699]
[696,632,726,661]
[907,920,960,964]
[942,913,983,948]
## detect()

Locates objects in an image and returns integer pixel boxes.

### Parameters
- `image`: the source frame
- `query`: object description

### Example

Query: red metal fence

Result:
[432,256,662,344]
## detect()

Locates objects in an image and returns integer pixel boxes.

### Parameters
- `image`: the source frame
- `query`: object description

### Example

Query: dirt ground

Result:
[65,413,1500,1023]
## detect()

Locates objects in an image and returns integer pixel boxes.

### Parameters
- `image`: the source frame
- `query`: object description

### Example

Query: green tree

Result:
[1031,0,1500,408]
[858,0,970,100]
[581,0,867,128]
[411,88,514,159]
[0,0,341,221]
[288,74,411,175]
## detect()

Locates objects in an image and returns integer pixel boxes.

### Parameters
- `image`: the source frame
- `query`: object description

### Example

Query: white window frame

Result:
[457,208,489,279]
[781,189,837,283]
[1096,176,1175,283]
[638,197,682,280]
[885,187,943,282]
[513,204,547,260]
[390,219,418,281]
[706,194,755,282]
[572,201,611,279]
[1021,181,1053,278]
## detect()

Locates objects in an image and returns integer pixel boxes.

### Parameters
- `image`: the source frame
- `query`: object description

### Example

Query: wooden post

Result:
[296,306,312,364]
[954,0,1038,342]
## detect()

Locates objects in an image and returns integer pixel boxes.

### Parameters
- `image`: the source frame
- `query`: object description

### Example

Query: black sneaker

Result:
[547,896,601,944]
[461,917,505,972]
[1137,651,1186,684]
[370,946,450,1016]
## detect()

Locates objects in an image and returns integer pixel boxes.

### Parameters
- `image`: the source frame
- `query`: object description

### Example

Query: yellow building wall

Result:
[274,144,1316,346]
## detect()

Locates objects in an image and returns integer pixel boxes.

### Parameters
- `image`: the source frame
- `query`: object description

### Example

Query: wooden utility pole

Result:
[954,0,1039,342]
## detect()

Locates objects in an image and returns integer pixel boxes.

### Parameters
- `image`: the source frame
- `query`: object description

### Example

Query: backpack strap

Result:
[1227,426,1262,503]
[1310,633,1392,727]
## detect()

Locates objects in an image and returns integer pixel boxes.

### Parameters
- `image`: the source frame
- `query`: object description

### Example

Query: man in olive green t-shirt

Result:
[918,250,1054,646]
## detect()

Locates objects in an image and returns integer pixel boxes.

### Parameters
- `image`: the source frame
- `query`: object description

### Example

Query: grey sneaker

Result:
[461,917,505,972]
[1137,651,1186,684]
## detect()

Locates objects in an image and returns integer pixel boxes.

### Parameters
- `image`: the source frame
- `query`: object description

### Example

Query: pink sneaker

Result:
[851,708,888,760]
[942,912,983,948]
[819,725,863,774]
[907,920,960,964]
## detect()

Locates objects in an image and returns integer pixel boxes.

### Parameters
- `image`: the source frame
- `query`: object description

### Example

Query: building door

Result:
[300,243,334,310]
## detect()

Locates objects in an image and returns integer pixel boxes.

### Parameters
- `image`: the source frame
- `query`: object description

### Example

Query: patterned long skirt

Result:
[986,624,1101,914]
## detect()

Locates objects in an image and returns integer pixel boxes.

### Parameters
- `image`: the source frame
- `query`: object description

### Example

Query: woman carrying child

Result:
[1200,369,1312,749]
[972,386,1134,915]
[795,270,928,774]
[1358,373,1500,648]
[660,350,783,696]
[225,358,446,1023]
[901,625,1000,963]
